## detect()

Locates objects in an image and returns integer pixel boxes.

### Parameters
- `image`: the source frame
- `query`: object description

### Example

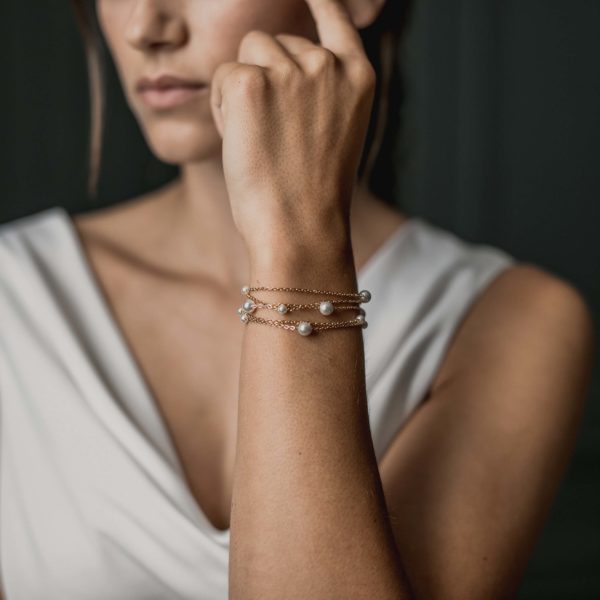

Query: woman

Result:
[0,0,594,598]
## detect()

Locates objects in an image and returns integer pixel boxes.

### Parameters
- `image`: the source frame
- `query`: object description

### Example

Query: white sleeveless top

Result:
[0,206,516,599]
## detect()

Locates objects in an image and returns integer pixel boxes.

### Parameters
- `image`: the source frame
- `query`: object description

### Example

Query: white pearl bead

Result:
[241,285,250,295]
[277,303,288,314]
[359,289,371,303]
[240,313,249,323]
[237,307,244,315]
[242,300,256,313]
[297,321,313,336]
[319,301,334,316]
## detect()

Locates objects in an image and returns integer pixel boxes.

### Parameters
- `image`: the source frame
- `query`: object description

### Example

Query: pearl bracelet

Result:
[236,284,371,336]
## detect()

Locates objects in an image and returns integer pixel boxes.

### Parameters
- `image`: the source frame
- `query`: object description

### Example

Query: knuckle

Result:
[349,59,377,88]
[241,29,266,46]
[317,47,337,67]
[214,61,235,78]
[237,29,266,57]
[305,47,337,73]
[231,66,268,95]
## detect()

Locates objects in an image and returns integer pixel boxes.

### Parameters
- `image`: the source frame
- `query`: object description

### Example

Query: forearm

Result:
[229,234,411,599]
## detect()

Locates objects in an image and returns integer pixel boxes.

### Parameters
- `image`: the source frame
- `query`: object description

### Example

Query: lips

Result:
[137,74,207,92]
[137,74,208,109]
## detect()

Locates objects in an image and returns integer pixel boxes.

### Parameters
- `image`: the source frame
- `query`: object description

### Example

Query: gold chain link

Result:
[244,313,364,332]
[246,285,363,300]
[246,297,362,313]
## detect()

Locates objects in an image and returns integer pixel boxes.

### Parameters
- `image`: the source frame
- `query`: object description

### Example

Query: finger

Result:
[273,33,319,57]
[303,0,366,59]
[237,30,299,69]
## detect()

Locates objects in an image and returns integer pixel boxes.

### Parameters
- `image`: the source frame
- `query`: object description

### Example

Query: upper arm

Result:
[377,264,596,599]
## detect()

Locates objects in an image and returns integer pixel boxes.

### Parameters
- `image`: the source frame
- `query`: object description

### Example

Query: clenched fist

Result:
[209,0,376,266]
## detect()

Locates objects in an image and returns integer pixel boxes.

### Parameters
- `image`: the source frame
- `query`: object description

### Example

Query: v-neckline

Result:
[52,205,415,541]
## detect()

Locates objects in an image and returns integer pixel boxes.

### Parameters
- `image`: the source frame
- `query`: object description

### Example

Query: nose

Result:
[125,0,188,51]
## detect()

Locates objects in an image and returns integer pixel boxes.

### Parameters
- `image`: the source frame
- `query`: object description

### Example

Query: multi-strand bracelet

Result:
[236,285,372,336]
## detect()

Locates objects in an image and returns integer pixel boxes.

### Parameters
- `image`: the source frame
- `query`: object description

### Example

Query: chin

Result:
[142,120,221,165]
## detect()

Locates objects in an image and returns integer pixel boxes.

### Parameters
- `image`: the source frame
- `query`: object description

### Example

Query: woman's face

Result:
[97,0,319,165]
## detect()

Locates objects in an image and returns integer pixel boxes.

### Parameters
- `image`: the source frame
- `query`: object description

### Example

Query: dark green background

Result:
[2,1,599,596]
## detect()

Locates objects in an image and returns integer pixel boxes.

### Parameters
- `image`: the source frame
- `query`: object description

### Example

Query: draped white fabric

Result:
[0,207,515,599]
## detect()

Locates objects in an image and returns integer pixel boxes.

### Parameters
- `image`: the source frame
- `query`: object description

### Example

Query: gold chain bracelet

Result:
[243,297,365,316]
[241,313,366,335]
[236,284,372,336]
[242,285,370,301]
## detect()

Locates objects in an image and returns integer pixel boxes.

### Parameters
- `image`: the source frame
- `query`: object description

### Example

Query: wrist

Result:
[247,213,351,260]
[248,236,357,290]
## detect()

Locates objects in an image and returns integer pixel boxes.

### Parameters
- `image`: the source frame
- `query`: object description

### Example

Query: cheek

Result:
[191,0,317,66]
[96,0,130,49]
[94,0,318,164]
[95,1,135,86]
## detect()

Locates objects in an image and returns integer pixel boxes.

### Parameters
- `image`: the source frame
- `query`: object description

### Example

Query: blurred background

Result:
[2,1,599,597]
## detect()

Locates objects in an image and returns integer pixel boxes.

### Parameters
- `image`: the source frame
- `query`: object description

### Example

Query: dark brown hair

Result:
[356,0,414,205]
[70,0,414,204]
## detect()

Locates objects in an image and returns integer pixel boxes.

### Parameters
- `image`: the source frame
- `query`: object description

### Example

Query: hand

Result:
[209,0,376,266]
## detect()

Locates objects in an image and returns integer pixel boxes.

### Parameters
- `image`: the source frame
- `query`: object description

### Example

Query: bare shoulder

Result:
[431,262,596,396]
[378,262,596,597]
